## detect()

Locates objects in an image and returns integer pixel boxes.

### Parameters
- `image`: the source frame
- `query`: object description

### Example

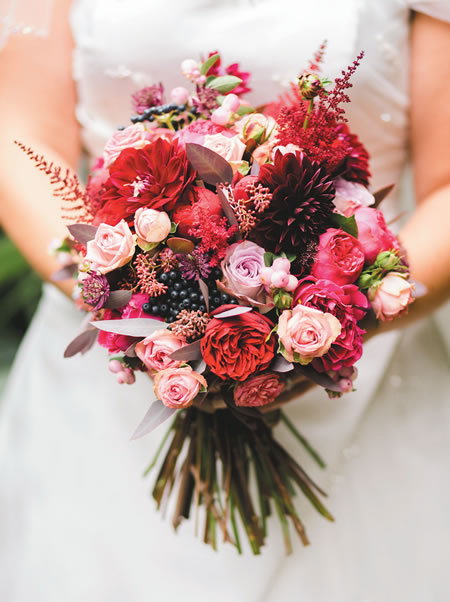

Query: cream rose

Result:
[103,124,149,168]
[134,208,171,247]
[135,330,184,373]
[85,220,136,274]
[369,273,414,321]
[277,304,341,365]
[154,366,207,409]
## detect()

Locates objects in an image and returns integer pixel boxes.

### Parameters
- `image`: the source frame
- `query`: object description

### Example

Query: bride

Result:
[1,1,449,600]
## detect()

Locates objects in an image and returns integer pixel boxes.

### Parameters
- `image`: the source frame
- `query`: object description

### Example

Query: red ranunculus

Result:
[201,308,276,381]
[294,276,369,371]
[93,138,196,226]
[311,228,365,285]
[353,207,400,264]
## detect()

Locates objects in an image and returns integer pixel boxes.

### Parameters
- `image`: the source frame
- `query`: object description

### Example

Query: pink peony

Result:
[174,119,233,147]
[135,329,184,373]
[277,304,341,365]
[234,373,285,407]
[154,366,207,409]
[354,207,399,264]
[311,228,365,285]
[369,273,414,321]
[220,240,267,306]
[103,124,149,168]
[85,220,136,274]
[134,208,171,245]
[332,177,374,217]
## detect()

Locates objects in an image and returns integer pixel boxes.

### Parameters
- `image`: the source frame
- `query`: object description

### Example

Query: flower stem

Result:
[303,99,314,130]
[281,411,327,468]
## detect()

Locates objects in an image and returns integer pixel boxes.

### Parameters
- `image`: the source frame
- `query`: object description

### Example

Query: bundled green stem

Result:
[144,401,333,555]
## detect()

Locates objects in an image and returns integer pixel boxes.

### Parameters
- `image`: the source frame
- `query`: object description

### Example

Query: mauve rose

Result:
[85,220,136,274]
[370,273,414,321]
[135,329,184,373]
[294,276,369,371]
[134,208,171,245]
[154,366,207,409]
[234,373,285,407]
[203,133,246,163]
[278,304,341,365]
[103,124,149,168]
[332,177,374,217]
[174,119,233,146]
[354,207,399,264]
[220,241,267,306]
[311,228,365,285]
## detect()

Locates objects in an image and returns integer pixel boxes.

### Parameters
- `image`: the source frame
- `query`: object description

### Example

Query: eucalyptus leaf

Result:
[250,161,261,177]
[167,237,195,254]
[103,290,133,309]
[271,355,294,373]
[130,401,176,440]
[206,75,242,94]
[91,317,165,337]
[330,213,358,238]
[373,183,395,208]
[51,264,77,281]
[67,224,97,245]
[217,187,239,230]
[295,364,342,392]
[213,306,253,319]
[185,143,233,185]
[170,339,203,361]
[64,328,98,358]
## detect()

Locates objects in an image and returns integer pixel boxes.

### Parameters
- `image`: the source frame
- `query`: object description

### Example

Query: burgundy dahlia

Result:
[251,151,335,255]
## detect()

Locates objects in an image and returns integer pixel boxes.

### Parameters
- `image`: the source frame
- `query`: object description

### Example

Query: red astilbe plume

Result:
[14,141,92,222]
[188,205,238,266]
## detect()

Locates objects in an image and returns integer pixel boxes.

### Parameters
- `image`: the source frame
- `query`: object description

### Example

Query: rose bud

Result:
[134,208,172,249]
[211,107,232,126]
[374,250,400,271]
[297,72,323,100]
[369,273,414,321]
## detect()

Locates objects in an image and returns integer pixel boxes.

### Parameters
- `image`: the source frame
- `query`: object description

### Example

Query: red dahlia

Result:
[93,138,196,226]
[250,151,335,255]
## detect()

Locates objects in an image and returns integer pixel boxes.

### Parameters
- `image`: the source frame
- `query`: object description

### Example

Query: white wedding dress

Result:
[1,1,450,600]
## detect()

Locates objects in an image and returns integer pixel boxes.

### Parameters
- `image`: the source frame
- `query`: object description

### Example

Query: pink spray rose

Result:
[134,208,171,246]
[354,207,399,264]
[311,228,365,285]
[369,273,414,321]
[85,220,136,274]
[277,304,341,365]
[154,366,207,409]
[332,177,374,217]
[135,329,184,373]
[219,240,269,307]
[234,373,285,407]
[293,276,369,372]
[103,124,149,168]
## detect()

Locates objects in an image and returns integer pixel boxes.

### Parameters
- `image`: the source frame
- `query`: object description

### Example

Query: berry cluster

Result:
[141,268,233,322]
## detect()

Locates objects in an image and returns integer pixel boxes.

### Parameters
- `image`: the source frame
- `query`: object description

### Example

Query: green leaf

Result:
[237,161,250,176]
[330,213,358,238]
[200,53,220,76]
[236,104,255,116]
[264,252,275,267]
[170,222,178,234]
[206,75,242,94]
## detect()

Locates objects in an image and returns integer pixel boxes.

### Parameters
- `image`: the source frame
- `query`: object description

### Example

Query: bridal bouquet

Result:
[19,47,416,554]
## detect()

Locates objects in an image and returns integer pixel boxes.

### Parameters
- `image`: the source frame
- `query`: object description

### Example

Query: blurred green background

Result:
[0,230,42,394]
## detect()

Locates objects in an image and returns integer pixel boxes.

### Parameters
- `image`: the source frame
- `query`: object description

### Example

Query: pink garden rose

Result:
[174,119,233,146]
[278,304,341,365]
[134,208,171,246]
[234,372,285,407]
[354,207,399,264]
[154,366,207,409]
[311,228,365,286]
[369,273,414,321]
[203,133,246,164]
[85,220,136,274]
[332,177,374,217]
[234,113,277,145]
[103,124,149,168]
[135,329,184,373]
[294,276,369,371]
[219,240,269,307]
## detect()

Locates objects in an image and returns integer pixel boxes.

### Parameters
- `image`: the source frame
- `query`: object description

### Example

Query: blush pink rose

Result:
[277,304,341,365]
[134,208,171,245]
[311,228,365,285]
[354,207,399,264]
[85,220,136,274]
[103,124,149,168]
[135,329,184,373]
[369,273,414,321]
[154,366,207,409]
[332,177,374,217]
[234,373,285,407]
[203,133,246,163]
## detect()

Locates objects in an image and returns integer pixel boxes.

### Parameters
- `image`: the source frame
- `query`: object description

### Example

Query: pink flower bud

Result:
[123,368,136,385]
[272,257,291,273]
[271,271,289,289]
[197,74,207,85]
[109,360,123,374]
[285,275,298,292]
[260,267,274,285]
[339,378,354,393]
[116,371,127,384]
[211,107,232,126]
[222,94,240,112]
[170,86,189,105]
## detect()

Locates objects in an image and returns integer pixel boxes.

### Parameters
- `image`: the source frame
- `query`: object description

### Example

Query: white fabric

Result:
[1,1,450,600]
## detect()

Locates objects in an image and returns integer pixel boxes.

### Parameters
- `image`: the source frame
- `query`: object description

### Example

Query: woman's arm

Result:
[393,12,450,326]
[0,0,80,297]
